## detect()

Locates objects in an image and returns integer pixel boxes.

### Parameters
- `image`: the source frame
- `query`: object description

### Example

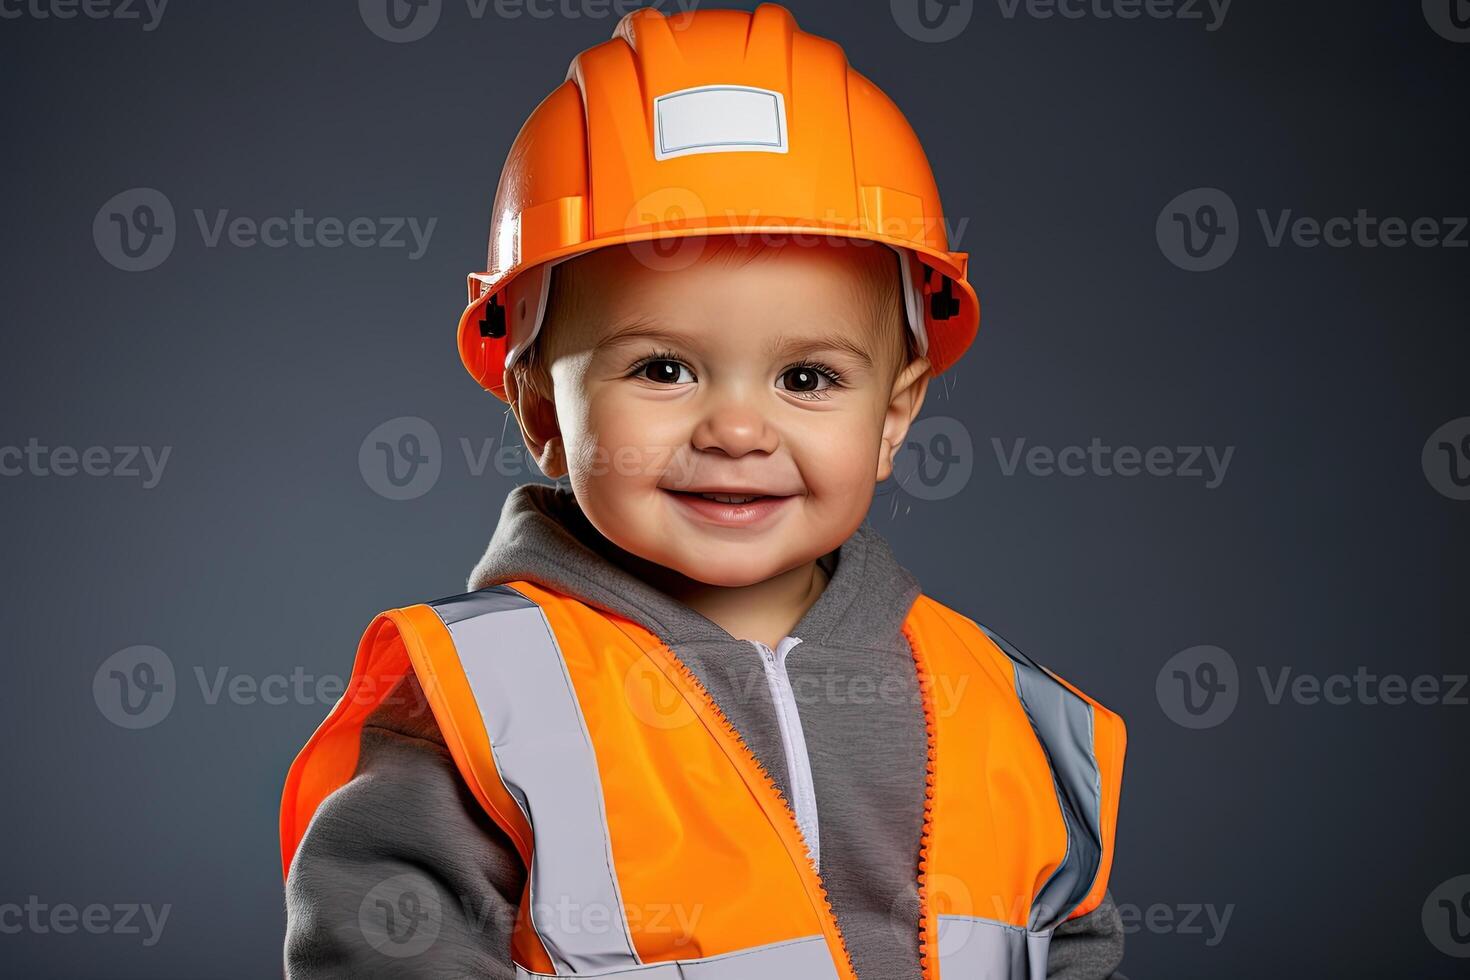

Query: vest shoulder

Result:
[911,593,1121,721]
[380,582,552,624]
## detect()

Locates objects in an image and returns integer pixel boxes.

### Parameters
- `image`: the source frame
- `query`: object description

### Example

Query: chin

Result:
[662,548,790,589]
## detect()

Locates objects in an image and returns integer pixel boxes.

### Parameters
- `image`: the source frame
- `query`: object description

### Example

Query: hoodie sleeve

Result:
[284,674,525,979]
[1046,890,1127,979]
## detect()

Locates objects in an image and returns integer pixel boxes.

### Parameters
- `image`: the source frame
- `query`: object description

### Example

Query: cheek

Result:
[567,394,688,486]
[790,412,884,496]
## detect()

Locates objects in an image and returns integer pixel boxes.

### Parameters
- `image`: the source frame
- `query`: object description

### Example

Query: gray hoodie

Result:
[284,483,1126,978]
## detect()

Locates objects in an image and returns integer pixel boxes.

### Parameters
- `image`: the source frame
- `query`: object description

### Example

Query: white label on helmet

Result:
[653,85,789,161]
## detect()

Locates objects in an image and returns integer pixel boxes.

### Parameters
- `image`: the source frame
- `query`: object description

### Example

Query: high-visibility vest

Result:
[281,581,1126,980]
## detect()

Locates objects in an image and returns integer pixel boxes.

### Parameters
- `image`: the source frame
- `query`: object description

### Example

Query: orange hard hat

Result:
[456,1,980,402]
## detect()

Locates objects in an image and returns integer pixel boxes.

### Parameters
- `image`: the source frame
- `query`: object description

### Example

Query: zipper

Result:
[903,619,941,980]
[749,638,821,870]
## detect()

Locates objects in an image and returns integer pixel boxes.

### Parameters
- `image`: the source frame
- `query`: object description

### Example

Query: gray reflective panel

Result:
[979,626,1103,933]
[429,584,536,625]
[513,934,839,979]
[431,586,638,975]
[936,916,1052,980]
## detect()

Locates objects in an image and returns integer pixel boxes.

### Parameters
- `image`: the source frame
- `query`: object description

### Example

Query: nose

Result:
[689,389,779,458]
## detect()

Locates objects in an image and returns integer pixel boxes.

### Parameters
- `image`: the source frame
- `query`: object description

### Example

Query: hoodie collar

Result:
[467,483,921,649]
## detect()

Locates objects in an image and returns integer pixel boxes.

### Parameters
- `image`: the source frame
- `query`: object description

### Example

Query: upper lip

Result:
[665,487,794,497]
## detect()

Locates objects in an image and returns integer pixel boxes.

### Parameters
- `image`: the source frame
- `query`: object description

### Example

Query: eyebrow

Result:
[765,332,875,368]
[599,317,876,368]
[597,316,687,348]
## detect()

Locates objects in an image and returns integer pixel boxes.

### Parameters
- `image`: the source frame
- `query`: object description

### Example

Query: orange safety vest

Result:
[281,582,1126,979]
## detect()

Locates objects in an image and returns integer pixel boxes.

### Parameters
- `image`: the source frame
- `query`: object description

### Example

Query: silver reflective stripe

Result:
[514,934,838,979]
[936,916,1052,980]
[429,586,638,975]
[979,626,1103,933]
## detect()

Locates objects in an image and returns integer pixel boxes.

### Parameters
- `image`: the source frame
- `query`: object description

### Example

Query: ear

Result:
[504,367,567,479]
[875,356,932,484]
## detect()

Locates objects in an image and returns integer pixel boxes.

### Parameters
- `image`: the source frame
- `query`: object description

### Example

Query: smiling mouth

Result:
[663,489,790,504]
[670,491,769,504]
[661,488,798,527]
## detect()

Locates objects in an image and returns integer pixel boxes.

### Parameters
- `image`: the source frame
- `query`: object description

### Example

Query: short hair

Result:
[509,235,915,399]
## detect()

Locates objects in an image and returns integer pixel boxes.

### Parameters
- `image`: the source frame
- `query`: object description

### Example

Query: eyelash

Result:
[625,348,687,378]
[625,350,847,400]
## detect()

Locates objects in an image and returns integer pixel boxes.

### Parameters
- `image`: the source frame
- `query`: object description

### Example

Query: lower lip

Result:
[664,490,795,528]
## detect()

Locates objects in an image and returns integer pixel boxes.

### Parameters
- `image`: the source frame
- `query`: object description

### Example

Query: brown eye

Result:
[640,359,695,385]
[777,363,841,397]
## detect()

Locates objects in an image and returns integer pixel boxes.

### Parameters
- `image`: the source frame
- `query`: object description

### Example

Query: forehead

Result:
[548,237,906,360]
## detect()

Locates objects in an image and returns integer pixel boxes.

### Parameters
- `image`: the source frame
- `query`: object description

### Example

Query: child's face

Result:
[507,238,932,589]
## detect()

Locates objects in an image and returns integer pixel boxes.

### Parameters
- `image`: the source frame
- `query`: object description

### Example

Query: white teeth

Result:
[699,493,760,504]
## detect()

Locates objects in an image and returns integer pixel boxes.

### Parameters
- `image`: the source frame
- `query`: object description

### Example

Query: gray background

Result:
[2,0,1467,976]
